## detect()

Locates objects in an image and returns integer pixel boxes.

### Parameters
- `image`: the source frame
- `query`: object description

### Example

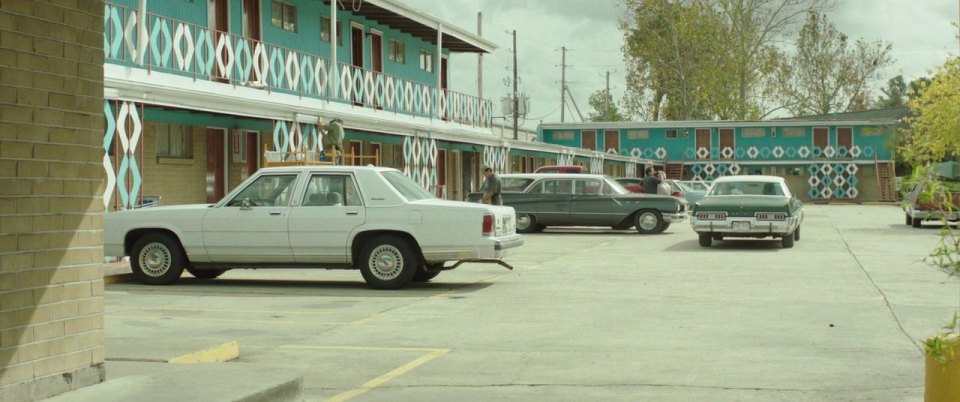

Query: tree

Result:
[903,57,960,162]
[587,89,626,122]
[620,0,834,120]
[775,11,893,116]
[877,75,907,108]
[620,0,722,121]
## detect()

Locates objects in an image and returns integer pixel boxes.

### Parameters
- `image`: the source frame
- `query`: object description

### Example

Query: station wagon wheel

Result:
[698,233,713,247]
[360,235,417,290]
[516,213,537,234]
[130,233,186,285]
[905,213,911,226]
[911,216,922,228]
[781,232,795,248]
[793,226,800,241]
[186,267,227,279]
[634,210,664,234]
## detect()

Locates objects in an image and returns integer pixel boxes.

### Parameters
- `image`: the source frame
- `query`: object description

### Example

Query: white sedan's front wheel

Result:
[131,234,186,285]
[360,235,418,290]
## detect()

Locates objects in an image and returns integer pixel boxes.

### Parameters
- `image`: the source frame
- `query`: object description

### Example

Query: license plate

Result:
[732,221,751,231]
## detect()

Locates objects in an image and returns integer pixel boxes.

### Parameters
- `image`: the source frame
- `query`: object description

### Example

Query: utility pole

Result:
[477,12,483,100]
[560,46,566,123]
[605,71,610,121]
[512,30,518,140]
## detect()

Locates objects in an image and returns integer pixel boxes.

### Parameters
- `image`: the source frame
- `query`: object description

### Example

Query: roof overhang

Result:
[540,119,901,130]
[328,0,497,53]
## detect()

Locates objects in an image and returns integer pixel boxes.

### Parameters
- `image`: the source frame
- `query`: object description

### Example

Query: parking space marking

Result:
[168,341,240,364]
[279,345,450,402]
[108,306,337,315]
[107,315,348,325]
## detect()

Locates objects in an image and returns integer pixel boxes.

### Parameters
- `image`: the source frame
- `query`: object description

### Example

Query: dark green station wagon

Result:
[468,174,688,234]
[690,175,804,248]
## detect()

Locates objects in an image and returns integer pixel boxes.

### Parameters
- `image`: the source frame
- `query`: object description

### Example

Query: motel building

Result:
[100,0,649,209]
[537,107,909,202]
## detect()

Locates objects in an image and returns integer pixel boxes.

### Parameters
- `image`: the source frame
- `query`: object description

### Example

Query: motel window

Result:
[665,129,678,139]
[388,39,405,63]
[861,126,884,136]
[626,130,649,140]
[781,127,805,138]
[320,17,343,45]
[550,131,575,141]
[156,123,192,159]
[271,0,297,32]
[741,127,765,138]
[419,50,433,72]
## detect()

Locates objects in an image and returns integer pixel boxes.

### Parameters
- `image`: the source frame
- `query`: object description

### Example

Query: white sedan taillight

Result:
[482,213,494,236]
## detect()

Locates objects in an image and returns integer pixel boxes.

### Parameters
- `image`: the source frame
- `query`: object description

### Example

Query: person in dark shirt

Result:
[481,167,502,205]
[642,166,662,194]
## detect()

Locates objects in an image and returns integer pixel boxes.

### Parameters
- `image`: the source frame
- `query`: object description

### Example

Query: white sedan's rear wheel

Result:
[360,235,417,290]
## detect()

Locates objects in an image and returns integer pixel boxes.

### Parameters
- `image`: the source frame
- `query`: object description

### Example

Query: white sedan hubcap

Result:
[369,245,403,280]
[140,243,171,277]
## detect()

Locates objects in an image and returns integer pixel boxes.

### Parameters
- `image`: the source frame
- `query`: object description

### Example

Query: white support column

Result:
[436,23,443,118]
[330,0,338,98]
[137,0,147,65]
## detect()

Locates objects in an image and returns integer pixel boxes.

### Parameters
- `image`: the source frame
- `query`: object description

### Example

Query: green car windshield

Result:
[710,181,785,196]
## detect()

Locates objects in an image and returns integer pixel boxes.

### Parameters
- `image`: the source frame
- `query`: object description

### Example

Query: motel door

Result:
[695,128,711,160]
[581,130,597,151]
[206,128,225,203]
[604,130,619,154]
[719,128,734,159]
[813,127,829,155]
[837,127,853,155]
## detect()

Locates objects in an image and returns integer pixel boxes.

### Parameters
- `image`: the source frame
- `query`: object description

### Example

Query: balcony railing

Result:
[680,145,876,161]
[103,3,493,128]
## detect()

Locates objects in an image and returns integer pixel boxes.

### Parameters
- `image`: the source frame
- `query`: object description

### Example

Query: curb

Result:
[169,341,241,364]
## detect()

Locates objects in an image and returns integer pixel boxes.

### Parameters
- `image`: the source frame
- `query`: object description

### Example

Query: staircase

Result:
[876,161,897,201]
[665,163,684,180]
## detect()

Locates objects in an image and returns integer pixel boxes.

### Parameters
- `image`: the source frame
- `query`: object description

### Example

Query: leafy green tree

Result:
[775,11,892,116]
[877,75,907,108]
[903,57,960,162]
[587,89,626,122]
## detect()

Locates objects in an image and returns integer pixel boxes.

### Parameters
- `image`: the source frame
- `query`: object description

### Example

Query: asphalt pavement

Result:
[90,204,955,401]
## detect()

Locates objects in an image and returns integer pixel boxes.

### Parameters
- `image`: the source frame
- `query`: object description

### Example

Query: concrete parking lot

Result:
[101,205,957,401]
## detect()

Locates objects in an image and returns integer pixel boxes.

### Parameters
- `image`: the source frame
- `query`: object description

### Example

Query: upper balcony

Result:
[103,1,494,128]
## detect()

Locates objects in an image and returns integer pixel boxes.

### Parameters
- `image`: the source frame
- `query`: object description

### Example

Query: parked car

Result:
[534,165,584,174]
[903,180,960,228]
[103,166,523,289]
[614,177,645,193]
[468,173,688,234]
[690,175,804,248]
[671,180,708,205]
[680,180,712,192]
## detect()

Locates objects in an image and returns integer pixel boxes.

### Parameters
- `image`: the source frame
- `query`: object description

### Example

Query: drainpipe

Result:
[137,0,147,66]
[330,0,338,100]
[436,23,443,120]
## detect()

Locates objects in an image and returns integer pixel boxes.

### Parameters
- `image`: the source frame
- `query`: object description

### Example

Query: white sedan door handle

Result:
[269,210,282,216]
[346,211,359,216]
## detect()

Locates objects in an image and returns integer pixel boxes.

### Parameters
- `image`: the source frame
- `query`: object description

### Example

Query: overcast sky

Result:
[400,0,959,127]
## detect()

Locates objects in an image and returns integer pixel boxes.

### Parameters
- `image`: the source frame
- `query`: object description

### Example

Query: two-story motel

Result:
[101,0,650,208]
[537,107,908,202]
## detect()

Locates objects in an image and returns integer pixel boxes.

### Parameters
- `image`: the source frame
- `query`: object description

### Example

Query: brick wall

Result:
[0,1,107,400]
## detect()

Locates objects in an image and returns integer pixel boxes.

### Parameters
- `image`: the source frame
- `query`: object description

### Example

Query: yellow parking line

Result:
[109,306,336,315]
[108,315,347,325]
[288,346,449,402]
[280,345,446,353]
[168,341,240,364]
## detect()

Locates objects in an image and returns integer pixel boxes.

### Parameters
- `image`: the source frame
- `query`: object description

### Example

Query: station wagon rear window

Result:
[710,181,785,196]
[502,178,534,192]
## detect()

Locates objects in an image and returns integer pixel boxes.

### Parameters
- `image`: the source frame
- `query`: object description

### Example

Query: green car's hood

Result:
[694,195,792,214]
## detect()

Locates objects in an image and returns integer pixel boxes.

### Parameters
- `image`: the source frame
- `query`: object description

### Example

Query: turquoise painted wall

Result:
[541,122,896,162]
[116,0,457,89]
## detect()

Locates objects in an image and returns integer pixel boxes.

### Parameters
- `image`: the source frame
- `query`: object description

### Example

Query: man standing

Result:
[642,166,662,195]
[481,167,502,205]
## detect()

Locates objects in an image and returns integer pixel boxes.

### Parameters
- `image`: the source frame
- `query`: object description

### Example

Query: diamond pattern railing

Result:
[103,2,493,128]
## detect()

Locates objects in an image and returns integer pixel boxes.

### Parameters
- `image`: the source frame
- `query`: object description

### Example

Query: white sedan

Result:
[103,166,523,289]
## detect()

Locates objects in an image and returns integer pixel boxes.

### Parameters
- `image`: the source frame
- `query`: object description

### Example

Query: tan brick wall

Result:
[0,0,106,399]
[138,123,208,206]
